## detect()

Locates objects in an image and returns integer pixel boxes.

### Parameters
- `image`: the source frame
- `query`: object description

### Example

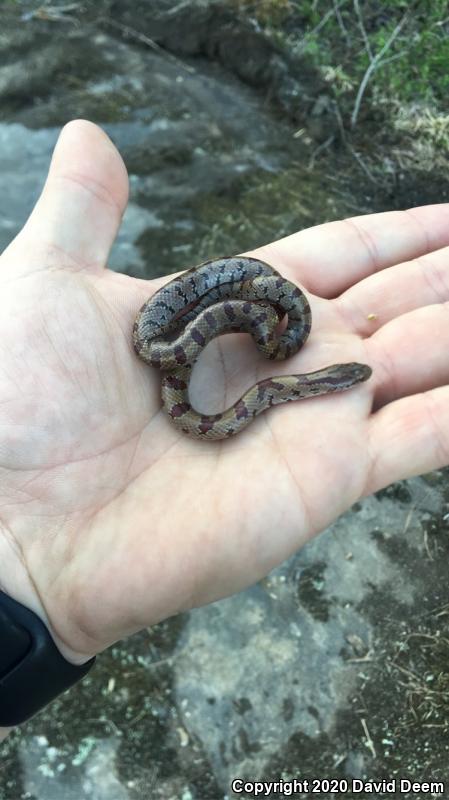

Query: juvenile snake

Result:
[133,256,372,440]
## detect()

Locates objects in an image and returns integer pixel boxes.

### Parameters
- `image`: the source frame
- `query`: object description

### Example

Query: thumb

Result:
[2,119,129,274]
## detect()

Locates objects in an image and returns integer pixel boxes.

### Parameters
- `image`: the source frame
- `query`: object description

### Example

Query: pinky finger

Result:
[366,386,449,495]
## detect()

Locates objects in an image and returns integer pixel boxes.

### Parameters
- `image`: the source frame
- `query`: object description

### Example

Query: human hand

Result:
[1,119,449,665]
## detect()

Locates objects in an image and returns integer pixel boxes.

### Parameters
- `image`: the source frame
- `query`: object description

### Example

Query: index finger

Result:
[249,204,449,298]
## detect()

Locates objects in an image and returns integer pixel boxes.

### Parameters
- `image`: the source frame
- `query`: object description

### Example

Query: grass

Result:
[229,0,449,176]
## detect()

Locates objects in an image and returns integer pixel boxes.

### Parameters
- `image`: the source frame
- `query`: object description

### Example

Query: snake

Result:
[133,256,372,440]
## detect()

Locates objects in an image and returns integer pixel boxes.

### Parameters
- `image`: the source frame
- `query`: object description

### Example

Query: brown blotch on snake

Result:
[133,256,372,440]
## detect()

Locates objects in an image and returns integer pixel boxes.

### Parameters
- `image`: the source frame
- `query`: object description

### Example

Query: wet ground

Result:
[1,2,449,799]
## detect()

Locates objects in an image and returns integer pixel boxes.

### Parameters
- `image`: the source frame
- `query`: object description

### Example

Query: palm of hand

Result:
[1,120,448,661]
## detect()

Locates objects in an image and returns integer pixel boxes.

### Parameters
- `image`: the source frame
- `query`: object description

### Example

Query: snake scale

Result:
[133,256,372,440]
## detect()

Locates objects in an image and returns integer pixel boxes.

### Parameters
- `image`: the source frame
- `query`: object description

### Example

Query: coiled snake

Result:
[133,256,371,440]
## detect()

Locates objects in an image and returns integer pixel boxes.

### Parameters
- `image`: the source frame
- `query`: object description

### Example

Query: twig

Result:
[389,660,422,683]
[332,100,383,186]
[349,145,384,186]
[100,16,196,75]
[351,11,409,128]
[423,528,434,561]
[308,134,335,170]
[21,2,82,24]
[347,651,374,663]
[333,0,349,44]
[300,0,346,48]
[402,500,418,534]
[332,99,347,143]
[353,0,373,60]
[380,50,411,68]
[164,0,200,15]
[431,14,449,29]
[360,717,376,758]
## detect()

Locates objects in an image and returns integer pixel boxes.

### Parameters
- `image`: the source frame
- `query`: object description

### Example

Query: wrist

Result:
[0,525,93,667]
[0,589,96,727]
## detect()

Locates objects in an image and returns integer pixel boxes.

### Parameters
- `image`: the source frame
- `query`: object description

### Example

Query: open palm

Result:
[1,120,449,664]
